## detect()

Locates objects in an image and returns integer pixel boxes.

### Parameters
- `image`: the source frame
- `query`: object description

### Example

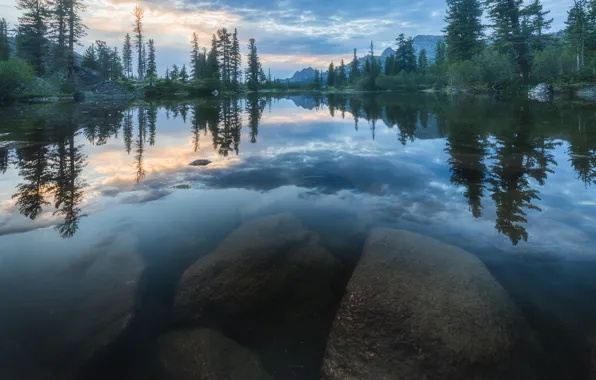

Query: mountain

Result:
[288,67,316,84]
[285,35,445,82]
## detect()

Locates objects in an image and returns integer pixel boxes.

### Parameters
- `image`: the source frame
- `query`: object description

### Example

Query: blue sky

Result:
[0,0,572,77]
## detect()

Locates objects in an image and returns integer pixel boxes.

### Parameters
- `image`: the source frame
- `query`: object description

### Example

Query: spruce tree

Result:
[50,0,68,70]
[111,46,123,80]
[206,34,220,79]
[170,64,179,81]
[349,48,360,83]
[418,49,428,72]
[337,59,347,87]
[327,61,335,86]
[180,64,189,83]
[123,33,133,79]
[65,0,87,77]
[443,0,484,61]
[190,32,200,80]
[81,43,98,69]
[521,0,553,52]
[216,28,232,86]
[245,37,261,90]
[565,0,589,72]
[313,69,321,88]
[132,5,144,80]
[16,0,51,76]
[485,0,530,80]
[435,40,447,64]
[0,18,10,61]
[146,39,156,84]
[231,28,241,86]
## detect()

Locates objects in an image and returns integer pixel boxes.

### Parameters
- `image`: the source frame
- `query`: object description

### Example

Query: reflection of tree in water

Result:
[123,109,133,155]
[568,114,596,187]
[11,119,88,238]
[385,104,418,145]
[51,128,88,238]
[246,96,264,143]
[444,119,489,218]
[0,147,8,175]
[12,125,53,220]
[190,104,208,152]
[147,103,157,146]
[488,106,549,245]
[83,108,125,146]
[349,98,362,131]
[361,98,381,140]
[135,107,147,183]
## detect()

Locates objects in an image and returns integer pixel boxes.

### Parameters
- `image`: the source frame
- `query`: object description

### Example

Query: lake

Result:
[1,93,595,380]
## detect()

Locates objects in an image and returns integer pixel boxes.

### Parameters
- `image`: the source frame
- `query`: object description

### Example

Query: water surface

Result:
[1,94,596,379]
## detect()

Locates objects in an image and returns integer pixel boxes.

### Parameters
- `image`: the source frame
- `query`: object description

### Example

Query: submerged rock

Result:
[189,159,212,166]
[173,213,339,378]
[149,328,272,380]
[322,228,542,380]
[528,83,554,102]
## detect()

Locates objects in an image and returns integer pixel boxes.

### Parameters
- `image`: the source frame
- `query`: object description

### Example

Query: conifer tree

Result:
[443,0,484,61]
[0,18,10,61]
[132,5,144,80]
[170,64,179,82]
[521,0,552,52]
[81,43,98,70]
[16,0,51,76]
[327,61,335,86]
[190,32,200,80]
[123,33,133,79]
[65,0,87,77]
[418,49,428,72]
[435,40,447,64]
[146,39,156,84]
[180,64,189,83]
[206,34,220,79]
[50,0,68,70]
[231,28,241,86]
[246,37,261,89]
[565,0,589,72]
[349,48,360,83]
[337,59,347,87]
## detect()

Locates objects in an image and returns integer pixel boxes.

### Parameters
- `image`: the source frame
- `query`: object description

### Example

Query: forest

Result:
[0,0,594,99]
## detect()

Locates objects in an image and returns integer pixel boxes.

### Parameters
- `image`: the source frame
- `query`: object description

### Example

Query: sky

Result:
[1,0,571,78]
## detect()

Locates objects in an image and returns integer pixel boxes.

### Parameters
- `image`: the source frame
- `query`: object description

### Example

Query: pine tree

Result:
[123,33,133,79]
[65,0,87,77]
[435,40,447,64]
[313,69,321,88]
[245,37,261,90]
[395,34,416,72]
[170,64,179,81]
[110,47,123,79]
[81,43,98,70]
[146,39,156,84]
[231,28,241,86]
[132,5,144,80]
[385,54,394,75]
[206,34,220,79]
[418,49,428,72]
[565,0,589,72]
[216,28,232,86]
[0,18,10,61]
[521,0,553,52]
[327,61,335,86]
[50,0,68,70]
[190,32,200,80]
[349,48,360,83]
[180,64,189,83]
[16,0,51,76]
[485,0,530,80]
[337,59,347,87]
[443,0,484,62]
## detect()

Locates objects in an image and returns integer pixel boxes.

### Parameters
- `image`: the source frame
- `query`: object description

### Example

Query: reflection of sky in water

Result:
[1,97,596,260]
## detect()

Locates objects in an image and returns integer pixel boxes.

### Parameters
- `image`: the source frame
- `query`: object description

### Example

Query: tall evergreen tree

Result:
[231,28,241,86]
[313,69,321,88]
[565,0,589,72]
[327,61,335,86]
[349,48,360,83]
[0,18,10,61]
[16,0,51,76]
[190,32,200,80]
[245,37,261,90]
[170,64,179,81]
[81,43,97,69]
[217,28,232,86]
[65,0,86,77]
[179,64,189,83]
[146,39,156,84]
[132,5,144,80]
[443,0,484,61]
[206,34,220,79]
[122,33,133,79]
[50,0,68,70]
[435,40,447,64]
[395,34,416,72]
[110,46,123,80]
[418,49,428,72]
[337,59,347,87]
[521,0,553,52]
[485,0,530,80]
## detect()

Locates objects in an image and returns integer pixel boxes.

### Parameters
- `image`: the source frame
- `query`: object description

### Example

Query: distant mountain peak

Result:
[381,47,395,57]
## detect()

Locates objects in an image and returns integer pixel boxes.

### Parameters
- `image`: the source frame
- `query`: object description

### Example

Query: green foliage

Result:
[245,37,261,90]
[0,18,11,61]
[146,39,156,84]
[0,58,35,101]
[349,48,360,83]
[447,50,517,90]
[448,60,482,88]
[16,0,51,76]
[327,61,335,86]
[443,0,484,61]
[122,33,133,79]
